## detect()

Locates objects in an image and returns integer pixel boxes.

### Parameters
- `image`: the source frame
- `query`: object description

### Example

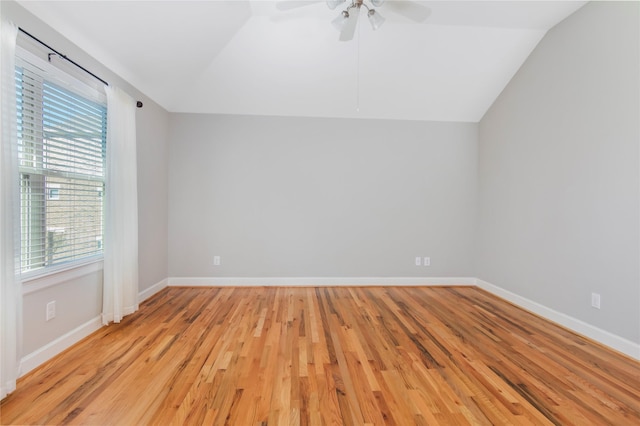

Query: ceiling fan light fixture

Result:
[370,0,385,7]
[367,9,385,30]
[332,10,349,31]
[326,0,345,10]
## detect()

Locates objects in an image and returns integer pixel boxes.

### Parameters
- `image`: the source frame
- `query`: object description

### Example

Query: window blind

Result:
[16,55,107,274]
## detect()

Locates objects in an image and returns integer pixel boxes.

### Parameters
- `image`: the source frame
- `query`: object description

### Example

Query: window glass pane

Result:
[43,81,106,177]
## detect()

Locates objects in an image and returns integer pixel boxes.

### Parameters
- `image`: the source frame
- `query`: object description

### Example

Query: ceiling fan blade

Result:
[385,0,431,22]
[339,6,360,42]
[276,0,322,11]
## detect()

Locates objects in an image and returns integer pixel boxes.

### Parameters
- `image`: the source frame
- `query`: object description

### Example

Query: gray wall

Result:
[169,114,477,278]
[2,1,170,360]
[137,100,170,292]
[22,270,102,355]
[477,1,639,343]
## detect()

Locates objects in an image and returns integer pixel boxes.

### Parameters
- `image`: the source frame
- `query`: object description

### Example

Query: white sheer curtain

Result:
[102,86,139,325]
[0,19,20,399]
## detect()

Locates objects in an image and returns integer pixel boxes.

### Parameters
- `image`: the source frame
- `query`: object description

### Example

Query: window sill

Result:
[22,258,104,295]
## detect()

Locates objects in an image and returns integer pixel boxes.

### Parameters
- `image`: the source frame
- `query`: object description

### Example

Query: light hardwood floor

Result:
[1,286,639,425]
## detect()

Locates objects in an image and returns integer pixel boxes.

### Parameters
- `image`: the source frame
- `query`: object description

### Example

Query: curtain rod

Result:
[18,27,143,108]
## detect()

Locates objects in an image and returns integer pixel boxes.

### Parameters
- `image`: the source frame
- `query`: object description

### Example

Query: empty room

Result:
[0,0,638,424]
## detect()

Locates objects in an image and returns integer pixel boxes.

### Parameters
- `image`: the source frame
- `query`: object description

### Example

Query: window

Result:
[16,50,107,275]
[47,184,60,200]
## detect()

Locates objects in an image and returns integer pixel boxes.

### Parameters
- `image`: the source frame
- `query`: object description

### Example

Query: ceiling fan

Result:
[276,0,431,41]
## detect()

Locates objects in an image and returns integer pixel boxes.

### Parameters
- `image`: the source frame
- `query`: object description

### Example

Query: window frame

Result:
[15,46,108,281]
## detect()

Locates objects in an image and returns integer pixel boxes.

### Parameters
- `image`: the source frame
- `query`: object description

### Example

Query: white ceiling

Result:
[17,0,586,122]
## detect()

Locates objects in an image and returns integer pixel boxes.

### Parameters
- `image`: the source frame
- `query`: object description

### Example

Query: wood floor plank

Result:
[1,286,639,425]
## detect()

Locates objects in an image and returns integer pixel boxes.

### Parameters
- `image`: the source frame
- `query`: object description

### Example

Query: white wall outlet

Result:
[213,255,221,266]
[423,257,431,266]
[591,292,601,309]
[415,256,421,266]
[46,301,56,321]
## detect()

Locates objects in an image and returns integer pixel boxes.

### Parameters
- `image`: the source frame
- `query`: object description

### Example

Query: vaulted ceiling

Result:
[17,1,587,122]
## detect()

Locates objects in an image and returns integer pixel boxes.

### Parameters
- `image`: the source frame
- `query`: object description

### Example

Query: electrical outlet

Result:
[423,257,430,266]
[213,256,221,266]
[415,256,421,266]
[46,301,56,321]
[591,293,601,309]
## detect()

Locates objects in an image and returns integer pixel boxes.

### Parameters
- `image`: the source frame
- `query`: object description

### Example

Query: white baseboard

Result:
[1,380,16,400]
[17,278,169,379]
[139,278,168,303]
[475,278,640,360]
[168,276,476,287]
[19,316,103,377]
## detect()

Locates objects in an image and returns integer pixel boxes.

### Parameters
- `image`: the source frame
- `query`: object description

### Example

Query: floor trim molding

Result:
[168,276,477,287]
[475,278,640,360]
[1,380,16,401]
[139,278,169,303]
[20,278,171,378]
[19,316,103,377]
